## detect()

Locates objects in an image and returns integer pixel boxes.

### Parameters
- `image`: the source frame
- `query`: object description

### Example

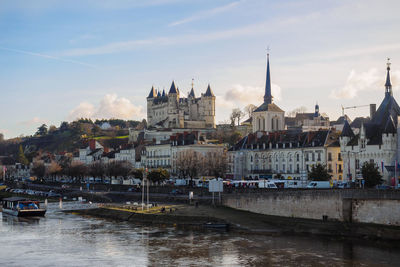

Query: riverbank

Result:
[66,204,400,243]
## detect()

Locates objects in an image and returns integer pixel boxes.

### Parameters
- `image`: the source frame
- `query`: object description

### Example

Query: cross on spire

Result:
[385,57,392,96]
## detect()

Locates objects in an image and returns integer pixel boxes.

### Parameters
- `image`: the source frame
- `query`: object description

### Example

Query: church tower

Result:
[251,53,285,133]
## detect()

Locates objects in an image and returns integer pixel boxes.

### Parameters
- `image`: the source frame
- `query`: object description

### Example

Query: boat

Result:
[1,197,46,217]
[203,222,230,230]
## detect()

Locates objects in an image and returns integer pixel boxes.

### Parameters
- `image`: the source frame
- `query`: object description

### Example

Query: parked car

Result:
[307,181,331,189]
[169,189,183,195]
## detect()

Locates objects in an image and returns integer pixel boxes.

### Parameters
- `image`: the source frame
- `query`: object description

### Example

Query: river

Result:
[0,202,399,267]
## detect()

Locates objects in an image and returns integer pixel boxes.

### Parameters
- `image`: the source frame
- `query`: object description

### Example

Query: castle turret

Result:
[314,102,320,117]
[147,86,157,126]
[201,84,216,128]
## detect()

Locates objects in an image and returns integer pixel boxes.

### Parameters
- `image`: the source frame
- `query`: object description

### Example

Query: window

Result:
[296,154,300,161]
[312,152,315,161]
[338,153,342,161]
[328,153,332,161]
[328,164,332,172]
[305,153,309,161]
[317,153,321,161]
[271,118,274,130]
[296,164,300,173]
[338,164,342,173]
[355,159,360,170]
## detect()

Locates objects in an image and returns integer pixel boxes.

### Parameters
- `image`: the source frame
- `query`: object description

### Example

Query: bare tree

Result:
[175,149,203,184]
[244,104,257,118]
[203,150,227,178]
[231,108,245,126]
[287,106,307,117]
[47,161,62,181]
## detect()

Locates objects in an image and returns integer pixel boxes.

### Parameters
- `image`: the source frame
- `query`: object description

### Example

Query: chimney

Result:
[89,139,96,150]
[370,104,376,119]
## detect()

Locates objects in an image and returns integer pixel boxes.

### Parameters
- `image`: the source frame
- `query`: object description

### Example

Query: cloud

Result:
[169,1,243,27]
[330,68,400,99]
[20,117,47,126]
[223,84,282,108]
[0,46,97,68]
[68,94,144,121]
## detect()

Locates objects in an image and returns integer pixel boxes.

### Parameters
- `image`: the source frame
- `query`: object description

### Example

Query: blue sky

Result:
[1,0,400,138]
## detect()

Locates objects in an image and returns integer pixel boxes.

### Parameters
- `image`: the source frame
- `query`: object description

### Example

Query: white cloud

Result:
[223,83,282,108]
[68,94,144,121]
[330,68,400,99]
[169,1,243,27]
[20,117,47,126]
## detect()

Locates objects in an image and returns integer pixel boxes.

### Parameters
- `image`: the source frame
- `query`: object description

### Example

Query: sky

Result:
[1,0,400,138]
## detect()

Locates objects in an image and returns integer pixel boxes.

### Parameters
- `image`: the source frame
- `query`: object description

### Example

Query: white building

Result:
[252,54,285,133]
[227,129,342,182]
[340,60,400,185]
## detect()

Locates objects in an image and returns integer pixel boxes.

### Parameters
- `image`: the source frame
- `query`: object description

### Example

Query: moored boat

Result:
[2,197,46,217]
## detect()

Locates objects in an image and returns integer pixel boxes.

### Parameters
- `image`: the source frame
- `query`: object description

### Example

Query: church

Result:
[252,53,285,132]
[147,81,216,129]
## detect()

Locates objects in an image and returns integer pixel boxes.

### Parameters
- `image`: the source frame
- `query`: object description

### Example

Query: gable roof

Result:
[253,102,284,113]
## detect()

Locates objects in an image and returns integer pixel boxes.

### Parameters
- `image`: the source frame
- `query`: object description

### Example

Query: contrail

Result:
[0,46,98,69]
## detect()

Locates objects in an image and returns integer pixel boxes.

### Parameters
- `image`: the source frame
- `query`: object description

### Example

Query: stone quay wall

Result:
[222,189,400,226]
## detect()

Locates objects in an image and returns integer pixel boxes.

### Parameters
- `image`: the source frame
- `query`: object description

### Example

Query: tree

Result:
[244,104,257,118]
[59,121,69,132]
[36,124,48,136]
[66,162,87,182]
[176,149,203,184]
[361,162,383,188]
[131,168,143,179]
[308,164,331,181]
[17,145,29,165]
[287,106,307,117]
[203,150,227,178]
[47,161,62,181]
[147,168,170,184]
[89,161,106,182]
[231,108,245,126]
[48,125,57,133]
[32,162,46,180]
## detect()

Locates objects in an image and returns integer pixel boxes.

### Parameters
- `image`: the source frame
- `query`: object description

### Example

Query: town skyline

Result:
[1,0,400,138]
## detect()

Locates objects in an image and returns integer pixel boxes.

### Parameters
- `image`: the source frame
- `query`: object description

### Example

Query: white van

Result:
[307,181,331,189]
[258,180,278,189]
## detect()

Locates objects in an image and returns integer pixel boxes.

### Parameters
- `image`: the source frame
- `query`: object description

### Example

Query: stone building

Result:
[227,129,342,182]
[146,81,216,129]
[340,60,400,185]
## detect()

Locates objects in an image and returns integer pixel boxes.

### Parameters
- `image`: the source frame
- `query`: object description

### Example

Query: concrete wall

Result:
[352,199,400,226]
[222,190,400,226]
[223,191,344,221]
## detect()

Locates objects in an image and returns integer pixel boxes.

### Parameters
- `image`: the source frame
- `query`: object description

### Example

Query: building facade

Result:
[227,129,342,182]
[340,60,400,185]
[147,82,216,129]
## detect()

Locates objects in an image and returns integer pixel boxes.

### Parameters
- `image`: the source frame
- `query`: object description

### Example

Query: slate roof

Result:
[350,117,370,128]
[341,120,355,138]
[169,81,178,94]
[204,84,214,97]
[147,86,156,98]
[188,88,195,98]
[229,129,337,151]
[253,102,284,112]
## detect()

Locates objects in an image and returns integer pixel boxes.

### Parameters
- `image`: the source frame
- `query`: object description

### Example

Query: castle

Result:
[147,81,216,129]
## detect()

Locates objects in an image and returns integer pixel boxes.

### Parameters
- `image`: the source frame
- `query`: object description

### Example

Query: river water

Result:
[1,203,399,267]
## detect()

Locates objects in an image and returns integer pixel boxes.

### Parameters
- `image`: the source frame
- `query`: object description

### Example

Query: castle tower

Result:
[147,86,156,126]
[202,84,216,128]
[168,81,180,128]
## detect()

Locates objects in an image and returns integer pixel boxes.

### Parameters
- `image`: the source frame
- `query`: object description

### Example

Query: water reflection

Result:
[0,203,399,266]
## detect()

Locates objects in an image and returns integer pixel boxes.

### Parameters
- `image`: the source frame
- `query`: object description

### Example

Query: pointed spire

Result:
[162,89,166,97]
[314,102,320,117]
[341,119,355,138]
[169,81,178,94]
[385,58,392,96]
[204,84,214,97]
[264,53,273,104]
[157,90,161,98]
[188,88,195,98]
[147,86,156,98]
[384,115,396,134]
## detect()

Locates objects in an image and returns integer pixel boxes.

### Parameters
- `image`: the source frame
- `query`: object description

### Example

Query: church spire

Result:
[385,58,392,96]
[264,52,273,104]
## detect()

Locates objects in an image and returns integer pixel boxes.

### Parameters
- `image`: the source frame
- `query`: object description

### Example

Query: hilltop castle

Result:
[147,81,216,129]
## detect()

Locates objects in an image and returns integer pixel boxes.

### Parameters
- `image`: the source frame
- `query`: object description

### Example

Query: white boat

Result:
[2,197,46,217]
